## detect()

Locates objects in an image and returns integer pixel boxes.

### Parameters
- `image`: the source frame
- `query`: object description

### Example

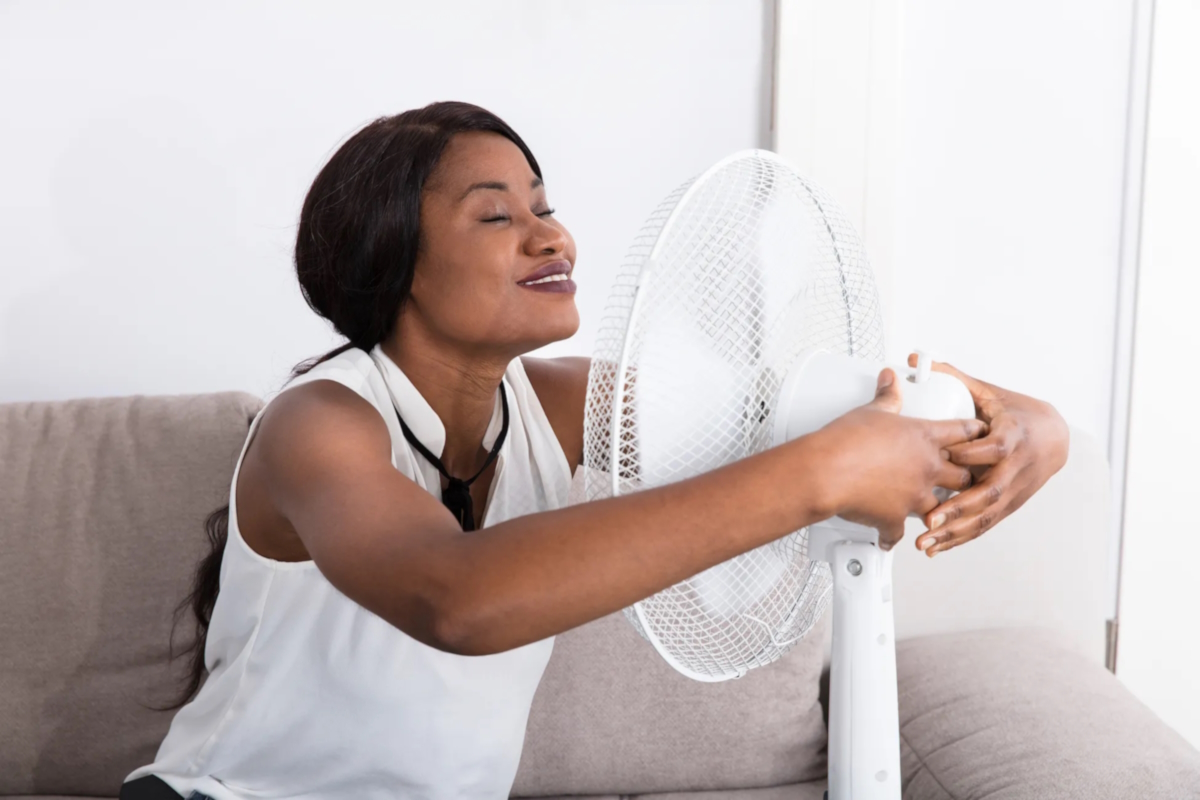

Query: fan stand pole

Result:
[810,522,902,800]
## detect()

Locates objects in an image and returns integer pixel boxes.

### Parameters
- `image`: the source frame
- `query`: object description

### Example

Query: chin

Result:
[522,310,580,351]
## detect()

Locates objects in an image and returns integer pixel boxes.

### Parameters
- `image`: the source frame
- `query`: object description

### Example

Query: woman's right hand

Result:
[806,367,987,549]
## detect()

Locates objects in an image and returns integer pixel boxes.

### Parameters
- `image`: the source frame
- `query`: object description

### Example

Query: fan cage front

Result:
[581,150,885,681]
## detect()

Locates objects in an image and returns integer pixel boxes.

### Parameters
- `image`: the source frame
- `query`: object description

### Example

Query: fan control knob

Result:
[911,349,933,384]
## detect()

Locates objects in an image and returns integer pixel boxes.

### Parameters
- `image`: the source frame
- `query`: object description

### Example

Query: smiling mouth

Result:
[519,273,573,286]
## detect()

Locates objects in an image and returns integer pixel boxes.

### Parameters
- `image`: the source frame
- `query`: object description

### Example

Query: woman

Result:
[121,101,1068,799]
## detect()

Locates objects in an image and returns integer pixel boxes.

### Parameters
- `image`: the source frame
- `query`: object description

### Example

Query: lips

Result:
[518,259,572,286]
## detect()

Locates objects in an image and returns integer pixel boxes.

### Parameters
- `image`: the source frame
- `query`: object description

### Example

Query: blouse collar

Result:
[368,344,508,460]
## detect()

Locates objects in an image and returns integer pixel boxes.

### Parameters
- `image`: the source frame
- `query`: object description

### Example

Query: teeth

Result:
[522,273,570,285]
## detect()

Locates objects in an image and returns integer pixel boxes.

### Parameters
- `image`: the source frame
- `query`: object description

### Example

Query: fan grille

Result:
[582,150,884,680]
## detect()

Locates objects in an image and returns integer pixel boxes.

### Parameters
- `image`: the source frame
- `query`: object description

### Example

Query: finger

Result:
[934,461,973,493]
[944,422,1021,467]
[925,515,1001,556]
[927,417,988,447]
[922,464,1012,531]
[868,368,903,414]
[944,436,1012,467]
[877,520,906,552]
[915,474,1014,554]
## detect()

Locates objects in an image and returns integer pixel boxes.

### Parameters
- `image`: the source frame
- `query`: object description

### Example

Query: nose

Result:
[523,214,568,258]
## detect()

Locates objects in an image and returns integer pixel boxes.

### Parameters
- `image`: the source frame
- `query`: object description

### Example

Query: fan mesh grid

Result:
[582,151,884,680]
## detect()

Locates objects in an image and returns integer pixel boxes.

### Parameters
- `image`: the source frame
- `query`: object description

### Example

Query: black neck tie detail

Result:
[392,383,509,532]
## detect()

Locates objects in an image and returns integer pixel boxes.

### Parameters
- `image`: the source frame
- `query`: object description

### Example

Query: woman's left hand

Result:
[910,353,1070,557]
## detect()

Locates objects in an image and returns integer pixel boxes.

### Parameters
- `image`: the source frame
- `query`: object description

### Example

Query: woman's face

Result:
[405,131,579,357]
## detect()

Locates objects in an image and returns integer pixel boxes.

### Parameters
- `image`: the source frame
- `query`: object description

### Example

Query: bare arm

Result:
[250,369,981,656]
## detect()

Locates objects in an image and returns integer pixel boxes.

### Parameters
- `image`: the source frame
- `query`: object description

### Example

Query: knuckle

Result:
[960,470,973,489]
[977,510,995,533]
[985,482,1004,504]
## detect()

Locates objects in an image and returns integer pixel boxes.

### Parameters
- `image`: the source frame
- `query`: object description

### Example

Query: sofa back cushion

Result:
[513,462,828,796]
[511,609,829,797]
[0,392,262,796]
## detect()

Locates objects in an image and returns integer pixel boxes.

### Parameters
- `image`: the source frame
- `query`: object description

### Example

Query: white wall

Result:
[891,1,1133,451]
[777,1,1132,449]
[778,0,1200,750]
[1118,0,1200,750]
[777,0,1132,664]
[0,0,770,403]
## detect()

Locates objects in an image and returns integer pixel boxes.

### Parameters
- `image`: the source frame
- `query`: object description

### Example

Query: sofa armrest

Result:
[896,627,1200,799]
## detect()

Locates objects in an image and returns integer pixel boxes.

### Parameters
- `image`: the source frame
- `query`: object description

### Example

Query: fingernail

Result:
[918,538,933,551]
[930,514,945,529]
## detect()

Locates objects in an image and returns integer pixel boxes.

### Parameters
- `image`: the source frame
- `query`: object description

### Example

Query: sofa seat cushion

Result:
[631,781,827,799]
[896,627,1200,799]
[0,392,262,797]
[513,782,827,800]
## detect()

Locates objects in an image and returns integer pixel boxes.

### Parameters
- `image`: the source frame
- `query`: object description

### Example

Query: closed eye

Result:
[482,208,555,223]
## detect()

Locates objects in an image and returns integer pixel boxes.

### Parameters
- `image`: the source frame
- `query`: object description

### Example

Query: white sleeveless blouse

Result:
[125,345,573,799]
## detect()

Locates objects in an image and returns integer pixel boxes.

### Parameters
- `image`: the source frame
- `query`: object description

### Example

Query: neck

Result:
[380,322,513,478]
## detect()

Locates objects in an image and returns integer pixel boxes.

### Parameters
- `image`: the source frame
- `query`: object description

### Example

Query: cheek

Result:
[421,223,508,286]
[413,241,515,329]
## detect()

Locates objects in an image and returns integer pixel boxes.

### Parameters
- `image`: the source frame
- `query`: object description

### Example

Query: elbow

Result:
[379,547,513,656]
[424,597,503,657]
[427,605,478,656]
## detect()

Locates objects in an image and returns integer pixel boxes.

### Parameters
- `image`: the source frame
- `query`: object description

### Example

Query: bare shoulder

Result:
[250,379,409,512]
[520,356,590,471]
[236,379,396,562]
[255,379,393,468]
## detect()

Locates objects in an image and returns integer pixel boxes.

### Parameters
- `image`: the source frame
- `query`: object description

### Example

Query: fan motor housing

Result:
[772,349,976,446]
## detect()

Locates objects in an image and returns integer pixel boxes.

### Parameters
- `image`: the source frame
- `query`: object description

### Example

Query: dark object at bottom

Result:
[119,776,183,799]
[120,775,213,800]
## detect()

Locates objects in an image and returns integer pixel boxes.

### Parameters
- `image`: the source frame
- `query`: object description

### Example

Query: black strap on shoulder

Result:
[392,383,509,531]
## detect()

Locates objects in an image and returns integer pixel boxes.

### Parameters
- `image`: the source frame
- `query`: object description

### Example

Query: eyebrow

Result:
[458,177,544,202]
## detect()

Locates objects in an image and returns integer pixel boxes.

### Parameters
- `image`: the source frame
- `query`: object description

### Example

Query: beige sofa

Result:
[2,391,1199,799]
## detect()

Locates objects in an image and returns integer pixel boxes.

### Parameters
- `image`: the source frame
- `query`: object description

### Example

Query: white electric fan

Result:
[580,150,974,800]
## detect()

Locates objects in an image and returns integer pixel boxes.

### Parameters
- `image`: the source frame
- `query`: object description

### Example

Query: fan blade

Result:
[635,304,749,487]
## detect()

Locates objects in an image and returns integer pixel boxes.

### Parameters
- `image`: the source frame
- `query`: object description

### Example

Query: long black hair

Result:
[162,101,543,709]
